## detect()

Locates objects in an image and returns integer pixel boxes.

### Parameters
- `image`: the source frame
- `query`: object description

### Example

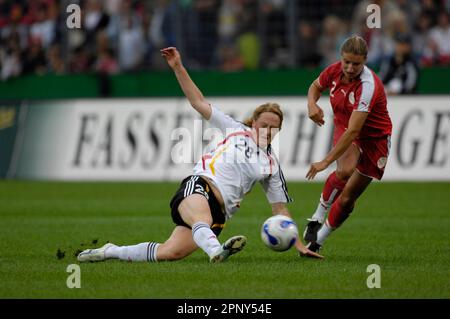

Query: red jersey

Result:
[318,61,392,138]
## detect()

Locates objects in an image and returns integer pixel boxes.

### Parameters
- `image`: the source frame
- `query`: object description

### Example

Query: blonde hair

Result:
[340,35,368,57]
[243,102,283,128]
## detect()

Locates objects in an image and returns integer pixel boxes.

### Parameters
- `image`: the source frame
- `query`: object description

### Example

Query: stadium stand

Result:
[0,0,449,96]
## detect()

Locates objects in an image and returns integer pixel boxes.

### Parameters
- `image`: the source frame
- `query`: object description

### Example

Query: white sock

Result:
[192,222,222,258]
[311,192,337,223]
[311,200,328,224]
[316,220,334,245]
[105,242,160,262]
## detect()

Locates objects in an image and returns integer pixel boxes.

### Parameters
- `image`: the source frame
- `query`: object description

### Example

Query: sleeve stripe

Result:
[317,77,323,88]
[358,66,375,112]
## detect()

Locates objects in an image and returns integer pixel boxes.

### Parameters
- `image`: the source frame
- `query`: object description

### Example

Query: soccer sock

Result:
[316,220,334,245]
[192,222,222,258]
[105,242,160,262]
[311,171,347,223]
[316,197,355,246]
[327,197,354,229]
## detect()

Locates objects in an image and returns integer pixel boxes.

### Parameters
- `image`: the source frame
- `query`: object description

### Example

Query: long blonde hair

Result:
[243,103,283,128]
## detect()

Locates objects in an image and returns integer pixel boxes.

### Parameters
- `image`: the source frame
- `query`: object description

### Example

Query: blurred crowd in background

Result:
[0,0,449,93]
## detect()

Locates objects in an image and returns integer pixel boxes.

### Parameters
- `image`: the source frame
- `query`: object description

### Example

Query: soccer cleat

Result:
[210,235,247,263]
[306,241,322,253]
[77,243,116,262]
[303,219,323,243]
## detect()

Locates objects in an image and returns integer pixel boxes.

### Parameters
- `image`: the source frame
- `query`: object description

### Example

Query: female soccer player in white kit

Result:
[78,47,322,263]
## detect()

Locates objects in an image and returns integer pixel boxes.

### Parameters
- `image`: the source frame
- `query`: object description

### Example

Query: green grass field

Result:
[0,181,449,299]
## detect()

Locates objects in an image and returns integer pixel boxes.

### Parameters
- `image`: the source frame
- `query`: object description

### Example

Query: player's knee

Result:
[157,243,187,261]
[162,249,186,261]
[335,168,354,181]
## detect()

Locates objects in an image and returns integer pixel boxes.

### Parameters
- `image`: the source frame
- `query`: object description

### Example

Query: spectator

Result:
[412,11,433,62]
[117,6,144,72]
[260,0,288,68]
[379,33,419,95]
[318,15,347,67]
[95,47,119,75]
[295,21,321,68]
[148,0,175,49]
[84,0,110,36]
[351,0,400,35]
[237,31,261,70]
[0,0,10,28]
[419,0,440,26]
[217,0,241,43]
[103,0,121,16]
[217,41,245,72]
[366,9,411,68]
[423,11,450,66]
[1,3,28,49]
[234,0,260,70]
[145,0,177,70]
[22,37,47,75]
[0,40,22,80]
[395,0,421,31]
[94,31,118,74]
[47,43,65,74]
[29,2,56,49]
[187,0,220,69]
[69,45,93,73]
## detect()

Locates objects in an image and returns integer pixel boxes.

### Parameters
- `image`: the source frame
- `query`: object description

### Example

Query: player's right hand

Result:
[160,47,182,70]
[299,248,324,259]
[308,104,325,126]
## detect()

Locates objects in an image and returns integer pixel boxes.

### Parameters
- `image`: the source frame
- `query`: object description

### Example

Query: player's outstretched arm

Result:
[161,47,212,120]
[271,203,324,259]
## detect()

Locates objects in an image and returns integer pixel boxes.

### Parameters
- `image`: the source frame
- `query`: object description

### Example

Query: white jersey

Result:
[193,106,292,219]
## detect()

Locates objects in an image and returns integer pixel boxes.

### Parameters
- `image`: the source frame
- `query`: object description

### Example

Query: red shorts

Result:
[354,136,391,180]
[333,125,390,180]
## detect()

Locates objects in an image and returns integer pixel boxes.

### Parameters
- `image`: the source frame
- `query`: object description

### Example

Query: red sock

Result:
[327,197,354,228]
[321,171,347,206]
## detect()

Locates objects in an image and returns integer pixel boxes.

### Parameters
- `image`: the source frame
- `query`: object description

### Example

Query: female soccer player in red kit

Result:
[303,35,392,252]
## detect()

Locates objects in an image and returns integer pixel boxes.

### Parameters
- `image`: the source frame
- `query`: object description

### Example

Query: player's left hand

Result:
[306,160,329,180]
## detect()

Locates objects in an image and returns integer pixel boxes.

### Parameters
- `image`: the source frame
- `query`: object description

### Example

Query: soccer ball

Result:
[261,215,299,252]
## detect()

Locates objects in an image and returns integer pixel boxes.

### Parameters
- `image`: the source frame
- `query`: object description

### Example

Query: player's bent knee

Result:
[156,243,189,261]
[159,249,186,261]
[335,168,354,181]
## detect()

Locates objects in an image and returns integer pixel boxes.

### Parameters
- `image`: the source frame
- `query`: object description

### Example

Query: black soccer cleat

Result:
[306,241,322,253]
[303,219,323,243]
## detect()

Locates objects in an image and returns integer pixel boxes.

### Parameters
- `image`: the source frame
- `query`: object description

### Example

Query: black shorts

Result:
[169,175,226,236]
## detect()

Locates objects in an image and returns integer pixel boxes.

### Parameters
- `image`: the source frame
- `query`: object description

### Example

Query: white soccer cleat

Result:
[210,235,247,263]
[77,243,116,262]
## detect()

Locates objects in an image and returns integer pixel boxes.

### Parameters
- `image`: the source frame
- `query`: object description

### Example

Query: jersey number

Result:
[235,138,253,159]
[330,81,337,98]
